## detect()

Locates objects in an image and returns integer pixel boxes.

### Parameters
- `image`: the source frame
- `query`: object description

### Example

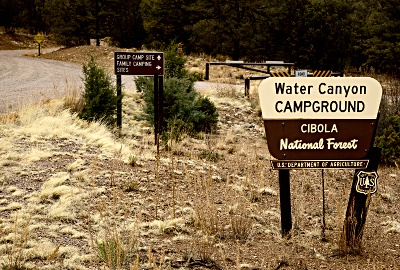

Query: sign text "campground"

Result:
[275,82,367,113]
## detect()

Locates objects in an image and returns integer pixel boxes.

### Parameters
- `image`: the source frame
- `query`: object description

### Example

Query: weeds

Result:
[62,80,84,114]
[1,214,31,270]
[128,155,137,167]
[95,231,136,270]
[193,197,221,237]
[192,234,217,264]
[92,201,139,269]
[199,149,223,162]
[123,180,139,193]
[215,86,241,99]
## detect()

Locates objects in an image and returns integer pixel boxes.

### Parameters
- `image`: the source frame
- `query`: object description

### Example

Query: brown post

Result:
[340,146,381,254]
[245,78,250,97]
[205,63,210,80]
[154,73,159,144]
[279,169,292,237]
[116,75,122,128]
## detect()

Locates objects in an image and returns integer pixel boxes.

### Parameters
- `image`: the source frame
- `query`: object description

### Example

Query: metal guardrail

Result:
[205,61,295,80]
[205,61,344,97]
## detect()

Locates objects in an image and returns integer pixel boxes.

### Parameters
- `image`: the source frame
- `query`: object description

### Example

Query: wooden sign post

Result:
[340,146,381,253]
[258,77,382,238]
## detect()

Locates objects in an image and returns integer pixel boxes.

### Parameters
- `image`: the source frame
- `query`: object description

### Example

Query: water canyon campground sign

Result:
[114,52,164,76]
[258,77,382,169]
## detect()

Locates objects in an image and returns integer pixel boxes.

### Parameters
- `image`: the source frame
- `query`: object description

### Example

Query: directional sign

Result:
[114,52,164,76]
[34,33,44,44]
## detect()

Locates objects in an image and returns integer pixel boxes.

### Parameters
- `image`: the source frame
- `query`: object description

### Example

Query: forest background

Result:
[0,0,399,76]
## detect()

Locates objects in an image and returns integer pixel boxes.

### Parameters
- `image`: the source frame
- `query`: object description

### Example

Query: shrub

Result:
[165,44,188,79]
[192,96,219,133]
[164,43,200,82]
[136,77,218,141]
[375,115,400,166]
[136,46,218,141]
[78,57,118,126]
[95,232,136,270]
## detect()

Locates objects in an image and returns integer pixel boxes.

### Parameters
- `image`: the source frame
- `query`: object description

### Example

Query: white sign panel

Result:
[258,77,382,120]
[295,70,308,77]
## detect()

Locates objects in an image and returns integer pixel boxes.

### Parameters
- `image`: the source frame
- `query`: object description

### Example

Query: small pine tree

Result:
[136,77,218,141]
[136,45,218,141]
[190,96,219,133]
[79,57,118,126]
[164,44,188,79]
[375,115,400,166]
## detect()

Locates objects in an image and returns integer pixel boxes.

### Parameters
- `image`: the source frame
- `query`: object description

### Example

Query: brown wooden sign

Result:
[114,52,164,76]
[258,77,382,165]
[264,119,377,160]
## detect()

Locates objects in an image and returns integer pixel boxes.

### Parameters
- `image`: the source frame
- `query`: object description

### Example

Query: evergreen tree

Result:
[79,57,118,126]
[0,0,25,33]
[48,0,93,46]
[100,0,145,48]
[362,0,400,75]
[140,0,192,48]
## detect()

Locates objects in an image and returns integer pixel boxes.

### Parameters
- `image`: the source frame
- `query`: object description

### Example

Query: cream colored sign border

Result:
[258,77,382,119]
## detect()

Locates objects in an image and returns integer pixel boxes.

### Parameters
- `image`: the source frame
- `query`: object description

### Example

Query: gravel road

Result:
[0,49,82,112]
[0,48,243,113]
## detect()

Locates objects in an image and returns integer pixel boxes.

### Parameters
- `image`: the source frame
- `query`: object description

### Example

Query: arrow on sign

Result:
[114,52,164,75]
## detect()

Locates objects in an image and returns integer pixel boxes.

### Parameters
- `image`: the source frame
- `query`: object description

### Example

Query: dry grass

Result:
[0,46,400,269]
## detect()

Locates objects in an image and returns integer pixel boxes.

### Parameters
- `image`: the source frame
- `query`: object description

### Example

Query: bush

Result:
[136,76,218,141]
[375,115,400,166]
[79,57,118,126]
[136,46,218,141]
[191,96,219,133]
[164,43,200,82]
[165,44,188,79]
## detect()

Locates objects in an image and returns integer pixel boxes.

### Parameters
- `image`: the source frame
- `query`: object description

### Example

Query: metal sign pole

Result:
[116,75,122,128]
[154,73,159,144]
[279,169,292,237]
[158,75,163,136]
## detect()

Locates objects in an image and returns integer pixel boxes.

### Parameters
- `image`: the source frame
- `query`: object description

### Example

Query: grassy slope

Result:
[0,41,400,269]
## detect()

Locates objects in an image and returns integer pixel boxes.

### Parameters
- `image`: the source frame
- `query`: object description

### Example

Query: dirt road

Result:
[0,49,84,112]
[0,48,243,113]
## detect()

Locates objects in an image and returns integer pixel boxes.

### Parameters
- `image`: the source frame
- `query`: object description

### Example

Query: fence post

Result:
[245,78,250,97]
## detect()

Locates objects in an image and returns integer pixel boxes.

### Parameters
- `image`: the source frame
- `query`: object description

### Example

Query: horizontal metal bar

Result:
[225,65,270,74]
[208,62,295,66]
